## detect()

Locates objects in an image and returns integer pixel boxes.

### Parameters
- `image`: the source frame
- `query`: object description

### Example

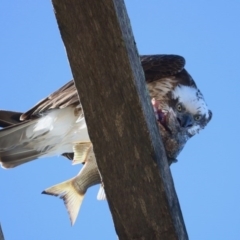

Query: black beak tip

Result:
[178,115,193,128]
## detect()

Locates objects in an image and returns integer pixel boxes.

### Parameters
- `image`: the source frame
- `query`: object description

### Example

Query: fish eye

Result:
[177,103,182,112]
[194,115,201,121]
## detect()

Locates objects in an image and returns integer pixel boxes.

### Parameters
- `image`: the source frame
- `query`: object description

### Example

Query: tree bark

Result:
[51,0,188,239]
[0,224,5,240]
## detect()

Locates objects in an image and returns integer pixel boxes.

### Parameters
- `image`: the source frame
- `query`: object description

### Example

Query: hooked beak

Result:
[177,113,193,128]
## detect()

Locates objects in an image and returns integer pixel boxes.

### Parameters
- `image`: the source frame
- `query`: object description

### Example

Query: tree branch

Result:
[0,224,5,240]
[51,0,188,239]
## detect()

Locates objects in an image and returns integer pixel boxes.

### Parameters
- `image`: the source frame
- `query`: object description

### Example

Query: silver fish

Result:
[42,142,103,225]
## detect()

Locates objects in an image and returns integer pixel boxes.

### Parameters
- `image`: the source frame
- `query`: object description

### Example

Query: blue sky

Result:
[0,1,239,239]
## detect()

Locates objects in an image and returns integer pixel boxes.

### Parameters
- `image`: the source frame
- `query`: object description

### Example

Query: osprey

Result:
[0,55,212,168]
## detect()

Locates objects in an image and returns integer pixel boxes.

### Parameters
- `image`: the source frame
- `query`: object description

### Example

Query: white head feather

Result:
[172,85,210,118]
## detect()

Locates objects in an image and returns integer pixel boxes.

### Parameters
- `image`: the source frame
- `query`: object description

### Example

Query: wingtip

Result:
[0,161,12,169]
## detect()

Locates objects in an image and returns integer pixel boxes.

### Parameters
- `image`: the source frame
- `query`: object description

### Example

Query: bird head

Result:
[169,84,212,137]
[152,84,212,164]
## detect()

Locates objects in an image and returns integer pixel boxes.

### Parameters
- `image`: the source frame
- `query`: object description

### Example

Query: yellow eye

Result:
[195,115,201,121]
[177,104,182,112]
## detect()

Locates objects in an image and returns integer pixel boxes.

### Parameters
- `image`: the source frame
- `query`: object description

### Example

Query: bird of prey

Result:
[0,54,212,225]
[0,54,212,169]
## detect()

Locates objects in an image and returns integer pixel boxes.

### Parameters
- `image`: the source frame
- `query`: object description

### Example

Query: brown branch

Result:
[51,0,188,239]
[0,224,5,240]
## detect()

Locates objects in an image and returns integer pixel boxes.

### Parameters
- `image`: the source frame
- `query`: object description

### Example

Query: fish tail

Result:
[42,178,84,225]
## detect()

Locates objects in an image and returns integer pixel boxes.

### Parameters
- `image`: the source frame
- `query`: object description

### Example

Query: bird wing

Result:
[141,54,185,83]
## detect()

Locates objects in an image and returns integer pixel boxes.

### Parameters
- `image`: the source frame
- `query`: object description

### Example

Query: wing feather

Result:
[141,54,185,83]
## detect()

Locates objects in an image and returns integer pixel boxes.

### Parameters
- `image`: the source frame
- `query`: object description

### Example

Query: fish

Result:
[42,142,103,225]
